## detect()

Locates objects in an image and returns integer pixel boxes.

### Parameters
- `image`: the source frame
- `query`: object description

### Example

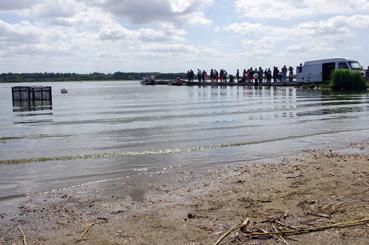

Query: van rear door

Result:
[322,62,335,81]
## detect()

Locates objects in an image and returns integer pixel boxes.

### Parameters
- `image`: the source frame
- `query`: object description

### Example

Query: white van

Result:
[296,58,364,83]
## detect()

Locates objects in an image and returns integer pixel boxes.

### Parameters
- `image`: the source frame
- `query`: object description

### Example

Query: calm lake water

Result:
[1,81,369,208]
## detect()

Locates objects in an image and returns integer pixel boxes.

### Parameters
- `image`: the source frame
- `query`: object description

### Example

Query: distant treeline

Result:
[0,72,187,83]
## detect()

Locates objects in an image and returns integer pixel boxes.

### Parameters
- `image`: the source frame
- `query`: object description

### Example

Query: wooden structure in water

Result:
[141,80,300,87]
[12,86,52,112]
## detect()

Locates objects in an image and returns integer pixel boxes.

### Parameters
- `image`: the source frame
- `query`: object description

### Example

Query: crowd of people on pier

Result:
[187,66,295,84]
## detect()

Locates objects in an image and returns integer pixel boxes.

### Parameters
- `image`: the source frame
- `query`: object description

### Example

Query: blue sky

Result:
[0,0,368,73]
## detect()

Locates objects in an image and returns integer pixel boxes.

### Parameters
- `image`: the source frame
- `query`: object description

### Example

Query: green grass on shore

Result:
[329,70,367,92]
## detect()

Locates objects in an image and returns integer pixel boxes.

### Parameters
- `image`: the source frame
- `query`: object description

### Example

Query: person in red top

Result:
[247,68,253,83]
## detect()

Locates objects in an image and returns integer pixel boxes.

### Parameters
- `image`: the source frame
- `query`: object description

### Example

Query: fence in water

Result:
[12,86,52,112]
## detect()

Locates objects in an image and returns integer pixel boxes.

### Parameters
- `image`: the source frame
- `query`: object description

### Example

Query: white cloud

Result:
[224,15,369,41]
[93,0,214,25]
[0,0,40,10]
[99,23,186,42]
[286,42,335,53]
[0,0,368,72]
[0,20,41,43]
[223,22,271,35]
[137,25,187,42]
[241,39,275,56]
[242,39,274,50]
[20,0,112,27]
[9,0,214,27]
[186,11,212,25]
[224,14,369,67]
[234,0,369,20]
[0,14,214,72]
[140,43,197,53]
[339,14,369,27]
[24,0,82,18]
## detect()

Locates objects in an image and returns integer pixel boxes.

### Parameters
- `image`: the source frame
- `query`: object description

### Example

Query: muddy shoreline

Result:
[1,142,369,244]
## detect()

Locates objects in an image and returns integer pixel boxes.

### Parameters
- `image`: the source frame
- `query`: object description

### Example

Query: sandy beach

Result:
[1,141,369,245]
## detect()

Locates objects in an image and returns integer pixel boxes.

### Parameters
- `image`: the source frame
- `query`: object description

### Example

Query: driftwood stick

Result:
[18,226,27,245]
[257,226,286,244]
[305,211,331,219]
[275,220,299,230]
[77,223,94,242]
[255,226,268,233]
[272,223,290,245]
[214,223,240,245]
[240,218,250,230]
[244,217,369,238]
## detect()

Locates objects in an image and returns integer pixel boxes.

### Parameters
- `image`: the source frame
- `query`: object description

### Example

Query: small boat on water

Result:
[60,88,68,94]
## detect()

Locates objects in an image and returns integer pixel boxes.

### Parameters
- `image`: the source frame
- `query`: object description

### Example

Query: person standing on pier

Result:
[282,65,288,83]
[236,69,240,83]
[202,70,206,82]
[273,67,278,83]
[190,70,195,82]
[267,68,272,83]
[288,66,294,82]
[247,68,253,83]
[229,74,235,83]
[197,69,202,82]
[254,68,258,84]
[253,69,258,84]
[272,66,277,82]
[258,67,264,84]
[278,70,283,82]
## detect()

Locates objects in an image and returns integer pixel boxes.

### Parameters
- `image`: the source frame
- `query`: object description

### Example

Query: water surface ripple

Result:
[0,81,369,206]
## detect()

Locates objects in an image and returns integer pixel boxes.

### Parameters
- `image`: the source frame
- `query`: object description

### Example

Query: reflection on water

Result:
[0,81,369,207]
[12,104,53,124]
[13,100,52,112]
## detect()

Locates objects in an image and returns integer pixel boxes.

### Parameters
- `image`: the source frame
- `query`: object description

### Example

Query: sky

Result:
[0,0,369,73]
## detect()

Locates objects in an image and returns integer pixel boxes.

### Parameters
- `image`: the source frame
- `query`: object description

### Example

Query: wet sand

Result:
[1,142,369,244]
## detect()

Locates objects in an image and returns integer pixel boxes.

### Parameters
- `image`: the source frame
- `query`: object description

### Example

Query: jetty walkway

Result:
[141,80,301,87]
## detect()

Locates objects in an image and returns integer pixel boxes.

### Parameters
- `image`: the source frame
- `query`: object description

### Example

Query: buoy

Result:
[60,88,68,94]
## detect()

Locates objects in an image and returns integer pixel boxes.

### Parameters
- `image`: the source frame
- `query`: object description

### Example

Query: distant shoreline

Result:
[0,72,187,83]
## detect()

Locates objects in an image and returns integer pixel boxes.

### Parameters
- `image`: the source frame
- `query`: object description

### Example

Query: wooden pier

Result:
[141,80,301,87]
